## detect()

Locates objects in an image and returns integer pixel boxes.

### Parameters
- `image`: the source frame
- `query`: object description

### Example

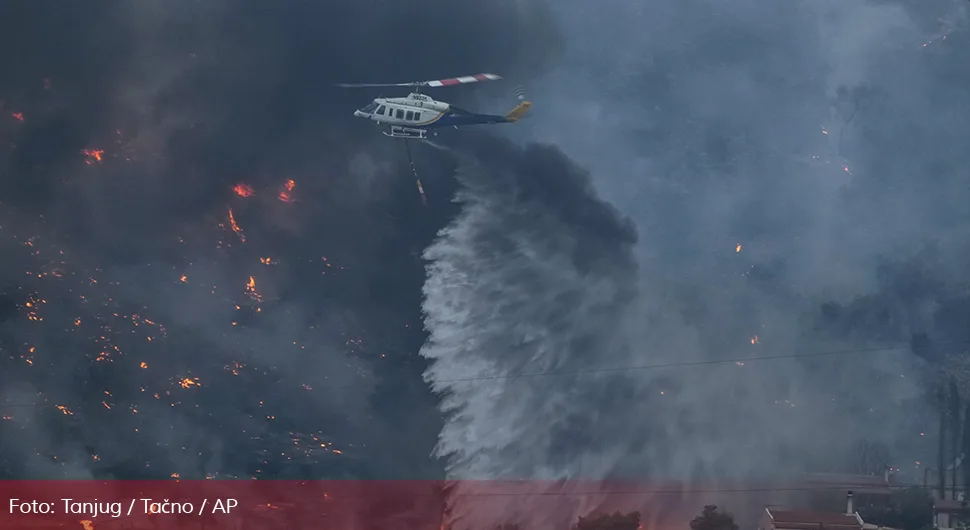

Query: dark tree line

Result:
[496,504,738,530]
[857,488,934,530]
[935,376,970,501]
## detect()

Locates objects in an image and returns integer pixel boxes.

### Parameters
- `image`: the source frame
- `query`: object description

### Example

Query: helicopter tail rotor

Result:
[505,100,533,123]
[506,85,532,122]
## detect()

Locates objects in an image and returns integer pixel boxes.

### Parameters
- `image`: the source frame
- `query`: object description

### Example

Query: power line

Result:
[432,340,966,385]
[2,339,964,410]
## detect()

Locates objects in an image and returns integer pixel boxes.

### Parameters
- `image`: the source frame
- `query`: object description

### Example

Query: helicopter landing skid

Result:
[384,126,428,139]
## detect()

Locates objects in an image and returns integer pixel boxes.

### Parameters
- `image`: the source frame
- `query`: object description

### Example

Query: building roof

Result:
[804,473,890,486]
[934,499,969,513]
[766,508,864,529]
[803,473,895,495]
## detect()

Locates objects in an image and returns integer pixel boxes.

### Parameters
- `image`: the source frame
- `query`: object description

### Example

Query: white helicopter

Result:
[337,73,532,139]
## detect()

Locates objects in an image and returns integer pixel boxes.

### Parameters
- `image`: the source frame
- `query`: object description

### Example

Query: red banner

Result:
[0,479,848,529]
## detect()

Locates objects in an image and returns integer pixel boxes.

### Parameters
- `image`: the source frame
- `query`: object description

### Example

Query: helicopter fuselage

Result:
[353,92,530,138]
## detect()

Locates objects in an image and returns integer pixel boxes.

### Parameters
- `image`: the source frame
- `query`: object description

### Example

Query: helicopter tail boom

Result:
[504,100,533,122]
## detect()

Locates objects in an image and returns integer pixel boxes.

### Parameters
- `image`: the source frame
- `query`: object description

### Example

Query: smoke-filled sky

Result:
[422,0,970,521]
[1,0,970,524]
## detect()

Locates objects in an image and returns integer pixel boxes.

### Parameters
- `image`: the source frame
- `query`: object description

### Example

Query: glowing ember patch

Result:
[233,183,254,197]
[227,208,246,242]
[140,361,148,369]
[260,257,272,265]
[55,405,73,415]
[735,243,742,253]
[245,276,263,302]
[11,112,23,122]
[178,377,200,389]
[81,521,94,530]
[751,335,759,344]
[278,179,296,202]
[81,149,104,164]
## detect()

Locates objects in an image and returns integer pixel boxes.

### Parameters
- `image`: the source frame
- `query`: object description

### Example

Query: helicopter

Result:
[337,73,532,139]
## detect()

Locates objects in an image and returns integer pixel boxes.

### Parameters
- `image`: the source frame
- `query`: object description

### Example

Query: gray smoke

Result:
[0,0,562,482]
[421,0,970,526]
[420,138,640,527]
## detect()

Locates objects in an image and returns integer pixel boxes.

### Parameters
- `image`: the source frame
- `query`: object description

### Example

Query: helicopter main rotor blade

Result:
[335,73,503,89]
[335,82,419,88]
[424,73,502,87]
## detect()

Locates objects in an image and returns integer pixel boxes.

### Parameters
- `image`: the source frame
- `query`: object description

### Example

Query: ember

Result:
[278,179,296,202]
[227,208,246,242]
[233,183,255,197]
[245,276,263,302]
[81,148,104,164]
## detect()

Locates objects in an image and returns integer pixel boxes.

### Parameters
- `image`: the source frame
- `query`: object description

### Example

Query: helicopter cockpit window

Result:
[405,111,414,121]
[396,109,404,119]
[359,102,379,114]
[376,105,386,115]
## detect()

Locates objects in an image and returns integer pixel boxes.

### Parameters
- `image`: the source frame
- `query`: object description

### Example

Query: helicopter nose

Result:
[353,110,364,118]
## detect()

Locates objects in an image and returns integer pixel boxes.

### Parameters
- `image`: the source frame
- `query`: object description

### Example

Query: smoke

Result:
[0,0,563,481]
[422,138,637,475]
[420,136,642,528]
[420,0,970,525]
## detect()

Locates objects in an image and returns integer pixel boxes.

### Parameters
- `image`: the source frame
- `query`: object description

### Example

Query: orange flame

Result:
[751,335,759,344]
[233,183,254,197]
[278,179,296,202]
[735,243,742,253]
[245,276,263,302]
[80,521,94,530]
[81,149,104,164]
[227,208,246,242]
[179,377,200,389]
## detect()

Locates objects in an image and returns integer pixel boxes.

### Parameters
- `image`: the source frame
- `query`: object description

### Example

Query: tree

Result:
[857,487,934,530]
[962,404,970,500]
[689,505,738,530]
[849,439,891,475]
[950,378,962,500]
[576,511,641,530]
[940,387,948,500]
